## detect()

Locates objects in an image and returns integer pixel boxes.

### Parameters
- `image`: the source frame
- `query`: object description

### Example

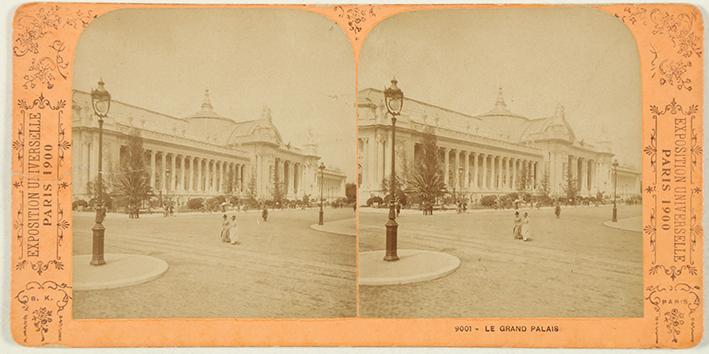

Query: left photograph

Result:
[70,8,357,318]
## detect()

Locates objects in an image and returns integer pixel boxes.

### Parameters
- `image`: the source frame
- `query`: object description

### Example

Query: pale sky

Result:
[73,8,357,181]
[359,7,641,168]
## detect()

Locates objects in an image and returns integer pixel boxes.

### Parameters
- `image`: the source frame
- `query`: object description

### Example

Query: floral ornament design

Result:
[57,113,71,167]
[15,281,71,343]
[334,5,376,40]
[690,115,702,169]
[664,308,685,343]
[13,5,62,57]
[644,125,657,169]
[650,47,693,91]
[644,208,657,263]
[615,7,702,58]
[32,307,53,342]
[64,9,97,29]
[649,265,698,281]
[23,57,58,89]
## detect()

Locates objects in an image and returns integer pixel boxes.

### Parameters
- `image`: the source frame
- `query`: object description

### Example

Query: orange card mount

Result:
[10,2,703,348]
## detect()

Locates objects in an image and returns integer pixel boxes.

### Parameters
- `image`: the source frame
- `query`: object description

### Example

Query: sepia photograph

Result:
[357,8,643,318]
[70,8,357,318]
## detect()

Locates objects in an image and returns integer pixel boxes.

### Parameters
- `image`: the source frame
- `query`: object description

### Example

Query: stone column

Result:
[579,159,588,195]
[366,138,374,190]
[508,158,513,191]
[206,159,212,193]
[185,156,192,193]
[444,147,450,186]
[488,155,495,191]
[452,149,460,190]
[472,152,478,191]
[356,138,369,189]
[169,154,176,192]
[149,150,156,189]
[179,155,186,193]
[500,156,509,191]
[288,162,295,196]
[512,158,518,190]
[240,164,245,192]
[463,151,470,190]
[195,158,201,192]
[159,152,166,193]
[498,156,504,191]
[480,153,487,190]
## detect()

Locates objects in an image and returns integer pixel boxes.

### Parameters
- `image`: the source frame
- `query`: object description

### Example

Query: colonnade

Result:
[563,155,600,195]
[439,147,540,193]
[273,158,304,196]
[144,149,247,196]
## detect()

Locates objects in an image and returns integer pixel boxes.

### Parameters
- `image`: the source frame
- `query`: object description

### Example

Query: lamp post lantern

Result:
[612,159,619,222]
[90,79,111,266]
[318,162,325,225]
[383,78,403,262]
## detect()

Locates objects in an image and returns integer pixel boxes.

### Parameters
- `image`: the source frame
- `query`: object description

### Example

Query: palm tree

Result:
[408,169,447,211]
[112,171,152,218]
[111,130,153,218]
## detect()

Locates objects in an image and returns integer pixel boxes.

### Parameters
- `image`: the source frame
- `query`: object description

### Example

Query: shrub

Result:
[72,199,88,210]
[186,198,204,210]
[383,193,408,206]
[479,195,498,208]
[367,196,383,207]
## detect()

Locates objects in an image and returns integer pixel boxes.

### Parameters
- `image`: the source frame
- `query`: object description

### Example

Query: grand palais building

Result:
[72,90,347,205]
[357,88,641,203]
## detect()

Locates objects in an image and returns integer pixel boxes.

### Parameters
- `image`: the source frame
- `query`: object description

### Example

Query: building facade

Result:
[357,88,641,203]
[72,89,347,205]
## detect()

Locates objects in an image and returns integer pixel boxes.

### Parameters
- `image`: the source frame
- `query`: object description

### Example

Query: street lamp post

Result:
[383,78,403,262]
[90,79,111,266]
[612,159,619,222]
[318,162,325,225]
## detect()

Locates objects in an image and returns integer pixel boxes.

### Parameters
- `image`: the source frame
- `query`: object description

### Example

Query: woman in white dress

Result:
[220,214,231,243]
[521,212,530,241]
[229,215,240,245]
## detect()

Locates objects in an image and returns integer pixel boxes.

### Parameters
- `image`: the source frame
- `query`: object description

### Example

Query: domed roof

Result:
[476,87,525,119]
[185,89,234,123]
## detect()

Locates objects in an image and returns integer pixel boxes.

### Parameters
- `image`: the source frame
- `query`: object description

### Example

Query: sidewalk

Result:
[603,216,642,232]
[310,218,355,236]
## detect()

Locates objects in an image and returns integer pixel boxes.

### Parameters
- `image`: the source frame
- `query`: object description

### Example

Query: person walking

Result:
[513,211,523,240]
[220,214,231,243]
[261,206,269,223]
[554,202,561,219]
[521,212,531,241]
[229,215,240,245]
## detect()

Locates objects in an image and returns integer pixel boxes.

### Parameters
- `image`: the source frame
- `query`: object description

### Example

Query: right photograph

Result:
[357,8,643,318]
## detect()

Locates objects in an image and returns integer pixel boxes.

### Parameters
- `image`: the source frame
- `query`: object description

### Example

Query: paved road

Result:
[73,208,356,319]
[359,204,643,318]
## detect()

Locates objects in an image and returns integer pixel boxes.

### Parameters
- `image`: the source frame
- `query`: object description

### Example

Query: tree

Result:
[111,131,152,218]
[87,175,113,211]
[345,183,357,204]
[408,126,447,209]
[224,168,235,195]
[271,171,284,207]
[563,170,578,203]
[245,175,259,208]
[381,175,406,205]
[539,169,551,197]
[517,164,530,192]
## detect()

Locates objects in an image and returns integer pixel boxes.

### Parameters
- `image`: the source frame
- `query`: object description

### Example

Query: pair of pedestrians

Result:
[513,210,531,241]
[220,214,240,245]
